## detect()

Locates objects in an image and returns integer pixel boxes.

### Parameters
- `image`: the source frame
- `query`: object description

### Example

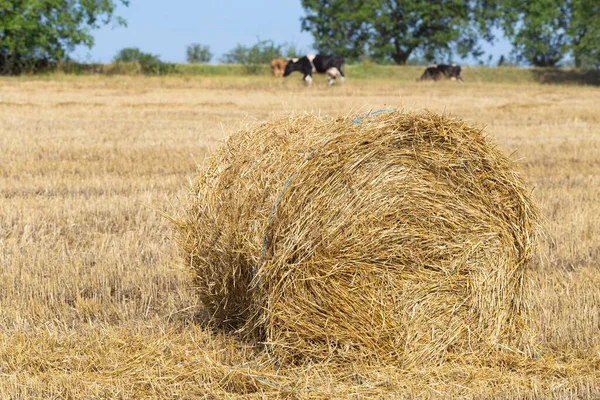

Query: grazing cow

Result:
[283,54,345,86]
[270,57,286,77]
[419,64,463,82]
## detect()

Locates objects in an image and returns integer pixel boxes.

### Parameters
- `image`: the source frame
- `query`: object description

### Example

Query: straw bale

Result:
[176,110,538,366]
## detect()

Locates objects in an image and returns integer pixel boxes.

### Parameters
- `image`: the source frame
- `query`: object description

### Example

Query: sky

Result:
[73,0,513,65]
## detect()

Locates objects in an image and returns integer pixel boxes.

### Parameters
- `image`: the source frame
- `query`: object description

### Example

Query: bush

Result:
[186,44,212,64]
[113,47,175,75]
[221,39,284,74]
[113,48,145,63]
[103,62,142,75]
[0,55,55,75]
[282,43,303,59]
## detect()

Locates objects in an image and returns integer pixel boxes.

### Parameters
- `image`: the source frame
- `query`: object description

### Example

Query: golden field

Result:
[0,74,599,399]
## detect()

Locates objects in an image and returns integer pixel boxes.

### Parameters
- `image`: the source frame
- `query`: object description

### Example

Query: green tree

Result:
[186,43,212,64]
[300,0,494,64]
[221,39,283,74]
[300,0,373,62]
[501,0,569,66]
[566,0,600,68]
[0,0,129,74]
[283,43,303,59]
[113,47,144,63]
[501,0,600,68]
[113,47,173,75]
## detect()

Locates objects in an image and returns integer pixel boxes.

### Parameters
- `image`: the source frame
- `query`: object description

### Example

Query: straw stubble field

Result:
[0,75,599,398]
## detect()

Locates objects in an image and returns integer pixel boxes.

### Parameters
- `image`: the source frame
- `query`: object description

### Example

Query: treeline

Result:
[98,39,300,76]
[1,0,598,76]
[300,0,599,68]
[0,1,303,75]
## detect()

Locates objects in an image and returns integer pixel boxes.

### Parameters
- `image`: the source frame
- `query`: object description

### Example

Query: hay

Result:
[176,110,538,366]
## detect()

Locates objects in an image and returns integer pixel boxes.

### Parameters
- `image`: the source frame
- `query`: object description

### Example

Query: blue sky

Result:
[73,0,513,65]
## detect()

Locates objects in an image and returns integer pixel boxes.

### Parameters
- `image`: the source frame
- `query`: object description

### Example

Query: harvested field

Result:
[0,74,599,398]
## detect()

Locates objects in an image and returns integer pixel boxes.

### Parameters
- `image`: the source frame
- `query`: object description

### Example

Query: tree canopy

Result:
[300,0,495,64]
[500,0,567,67]
[112,47,174,75]
[568,0,600,68]
[301,0,600,67]
[113,47,145,63]
[186,43,212,64]
[220,39,302,73]
[0,0,129,74]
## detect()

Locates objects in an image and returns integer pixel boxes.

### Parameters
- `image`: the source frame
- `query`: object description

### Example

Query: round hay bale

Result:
[176,110,538,366]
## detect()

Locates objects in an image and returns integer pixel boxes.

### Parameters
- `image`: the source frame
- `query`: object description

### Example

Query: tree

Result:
[501,0,600,68]
[300,0,494,64]
[300,0,373,62]
[501,0,569,67]
[186,43,212,64]
[113,47,173,75]
[566,0,600,68]
[113,47,145,63]
[282,43,303,59]
[0,0,129,75]
[221,39,282,64]
[221,39,283,74]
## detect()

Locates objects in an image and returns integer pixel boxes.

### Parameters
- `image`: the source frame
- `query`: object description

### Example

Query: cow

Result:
[283,54,345,86]
[270,57,286,77]
[419,64,463,82]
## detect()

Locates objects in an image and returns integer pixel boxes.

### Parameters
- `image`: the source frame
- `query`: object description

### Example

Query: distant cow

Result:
[270,57,286,77]
[283,54,345,86]
[419,64,463,82]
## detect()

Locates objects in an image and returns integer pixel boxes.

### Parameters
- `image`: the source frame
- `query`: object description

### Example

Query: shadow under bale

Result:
[175,111,539,367]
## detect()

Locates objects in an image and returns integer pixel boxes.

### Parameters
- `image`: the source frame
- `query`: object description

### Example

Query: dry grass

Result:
[0,75,599,398]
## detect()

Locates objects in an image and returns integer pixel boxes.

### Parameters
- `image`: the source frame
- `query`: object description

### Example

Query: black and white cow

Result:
[419,64,463,82]
[283,54,345,86]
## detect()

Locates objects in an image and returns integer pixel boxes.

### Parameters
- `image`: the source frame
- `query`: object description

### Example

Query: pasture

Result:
[0,73,599,398]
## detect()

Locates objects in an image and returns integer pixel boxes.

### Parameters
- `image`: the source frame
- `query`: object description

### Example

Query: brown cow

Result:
[270,57,286,77]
